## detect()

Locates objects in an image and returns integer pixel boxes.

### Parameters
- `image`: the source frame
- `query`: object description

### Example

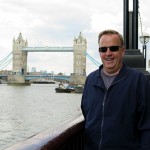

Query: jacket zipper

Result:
[99,90,107,150]
[98,75,127,150]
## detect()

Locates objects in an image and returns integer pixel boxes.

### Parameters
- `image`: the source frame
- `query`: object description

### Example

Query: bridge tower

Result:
[7,33,29,85]
[12,33,28,75]
[70,32,87,85]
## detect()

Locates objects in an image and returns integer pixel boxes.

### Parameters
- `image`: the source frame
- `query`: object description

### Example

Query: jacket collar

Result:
[91,63,128,88]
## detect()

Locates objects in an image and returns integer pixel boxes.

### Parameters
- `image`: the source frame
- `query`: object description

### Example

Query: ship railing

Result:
[5,114,85,150]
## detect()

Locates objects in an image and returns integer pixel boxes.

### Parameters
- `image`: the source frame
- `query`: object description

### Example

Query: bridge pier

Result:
[69,74,86,86]
[7,74,30,85]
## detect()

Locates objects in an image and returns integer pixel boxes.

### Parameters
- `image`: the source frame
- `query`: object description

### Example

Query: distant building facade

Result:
[31,67,36,72]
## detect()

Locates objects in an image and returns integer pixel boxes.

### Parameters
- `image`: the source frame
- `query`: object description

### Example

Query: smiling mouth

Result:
[106,58,114,61]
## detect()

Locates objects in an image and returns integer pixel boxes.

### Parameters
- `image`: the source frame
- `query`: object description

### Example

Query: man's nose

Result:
[105,48,112,54]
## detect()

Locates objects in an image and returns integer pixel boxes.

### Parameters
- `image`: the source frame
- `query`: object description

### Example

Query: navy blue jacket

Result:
[81,64,150,150]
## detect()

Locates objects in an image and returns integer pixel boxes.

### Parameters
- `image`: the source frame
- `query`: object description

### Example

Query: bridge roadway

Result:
[25,75,70,81]
[22,46,73,52]
[0,75,70,81]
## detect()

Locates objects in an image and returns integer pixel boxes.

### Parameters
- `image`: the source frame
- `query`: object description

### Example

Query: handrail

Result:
[5,114,84,150]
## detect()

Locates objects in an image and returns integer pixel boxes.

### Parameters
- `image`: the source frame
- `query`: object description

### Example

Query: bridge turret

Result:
[73,32,87,45]
[13,37,15,42]
[25,39,28,47]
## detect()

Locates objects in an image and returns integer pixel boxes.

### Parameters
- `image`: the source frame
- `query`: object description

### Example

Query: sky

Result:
[0,0,150,75]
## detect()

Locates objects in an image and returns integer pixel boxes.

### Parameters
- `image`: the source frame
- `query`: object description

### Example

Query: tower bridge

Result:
[7,32,87,85]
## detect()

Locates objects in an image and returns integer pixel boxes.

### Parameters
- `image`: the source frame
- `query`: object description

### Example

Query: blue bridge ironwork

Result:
[0,74,70,81]
[25,75,70,81]
[22,47,73,52]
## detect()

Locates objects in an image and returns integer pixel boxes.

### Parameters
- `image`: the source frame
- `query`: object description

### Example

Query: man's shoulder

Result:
[125,66,149,81]
[126,66,145,75]
[87,69,99,78]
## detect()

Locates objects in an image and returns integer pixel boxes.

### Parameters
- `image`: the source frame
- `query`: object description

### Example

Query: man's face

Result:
[99,34,125,74]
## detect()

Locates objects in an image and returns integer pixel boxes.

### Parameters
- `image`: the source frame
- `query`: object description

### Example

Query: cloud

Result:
[0,0,150,75]
[90,13,123,33]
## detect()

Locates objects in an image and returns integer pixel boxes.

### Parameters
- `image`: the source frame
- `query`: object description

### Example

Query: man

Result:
[81,29,150,150]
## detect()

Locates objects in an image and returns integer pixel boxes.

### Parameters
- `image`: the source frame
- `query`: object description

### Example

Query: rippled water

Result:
[0,84,82,150]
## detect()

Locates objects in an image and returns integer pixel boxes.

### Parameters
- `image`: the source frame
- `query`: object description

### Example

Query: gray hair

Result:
[98,29,124,46]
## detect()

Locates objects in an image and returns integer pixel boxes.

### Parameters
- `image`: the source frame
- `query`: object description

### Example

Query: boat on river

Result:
[55,83,76,93]
[55,83,84,93]
[32,80,55,84]
[32,79,56,84]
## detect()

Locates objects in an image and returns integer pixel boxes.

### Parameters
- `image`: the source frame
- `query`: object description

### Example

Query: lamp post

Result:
[139,33,150,68]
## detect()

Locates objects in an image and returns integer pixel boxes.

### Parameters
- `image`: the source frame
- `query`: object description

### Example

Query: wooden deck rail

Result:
[5,114,85,150]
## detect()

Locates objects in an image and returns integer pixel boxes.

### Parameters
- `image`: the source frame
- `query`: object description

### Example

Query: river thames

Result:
[0,84,82,150]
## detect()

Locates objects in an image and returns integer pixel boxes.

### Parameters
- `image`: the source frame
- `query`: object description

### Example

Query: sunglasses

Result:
[98,46,121,53]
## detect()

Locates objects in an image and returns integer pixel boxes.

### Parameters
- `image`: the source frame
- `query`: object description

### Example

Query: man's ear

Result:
[122,47,125,56]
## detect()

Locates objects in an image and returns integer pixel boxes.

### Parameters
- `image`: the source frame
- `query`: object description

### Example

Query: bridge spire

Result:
[17,32,24,43]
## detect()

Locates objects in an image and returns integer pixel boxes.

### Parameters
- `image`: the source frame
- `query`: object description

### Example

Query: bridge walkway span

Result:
[22,47,73,52]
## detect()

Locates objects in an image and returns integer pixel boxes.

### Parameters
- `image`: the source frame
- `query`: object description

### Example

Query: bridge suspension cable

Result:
[84,51,101,67]
[0,58,12,70]
[0,52,12,63]
[0,52,13,70]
